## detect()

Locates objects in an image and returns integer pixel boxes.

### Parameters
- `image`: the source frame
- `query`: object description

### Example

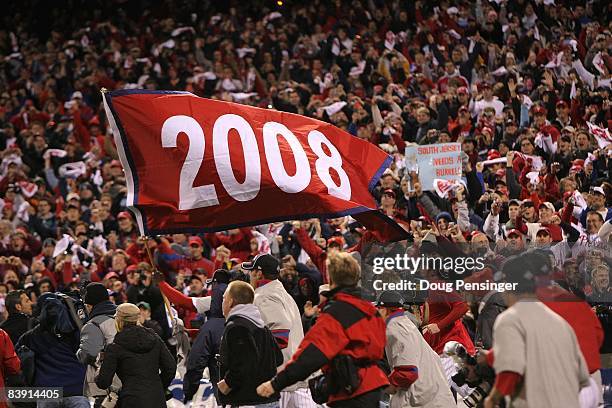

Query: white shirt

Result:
[493,300,590,408]
[471,97,505,118]
[385,313,455,408]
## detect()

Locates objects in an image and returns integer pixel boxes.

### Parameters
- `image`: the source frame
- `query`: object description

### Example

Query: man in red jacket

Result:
[256,252,389,407]
[0,328,21,408]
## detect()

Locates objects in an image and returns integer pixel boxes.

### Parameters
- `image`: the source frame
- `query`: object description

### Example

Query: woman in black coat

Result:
[95,303,176,407]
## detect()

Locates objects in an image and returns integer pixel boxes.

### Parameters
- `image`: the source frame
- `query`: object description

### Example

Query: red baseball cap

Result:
[478,82,491,91]
[556,100,569,109]
[117,211,132,220]
[532,105,547,115]
[507,229,522,237]
[487,149,500,160]
[536,226,551,236]
[570,165,583,172]
[104,272,120,280]
[327,236,344,248]
[470,231,485,239]
[188,236,203,247]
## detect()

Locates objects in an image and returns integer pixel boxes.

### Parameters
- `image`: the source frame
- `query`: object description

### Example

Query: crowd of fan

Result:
[0,0,611,405]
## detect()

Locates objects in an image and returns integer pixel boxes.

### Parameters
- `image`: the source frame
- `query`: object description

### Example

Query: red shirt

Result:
[182,257,215,278]
[537,286,603,373]
[424,288,475,355]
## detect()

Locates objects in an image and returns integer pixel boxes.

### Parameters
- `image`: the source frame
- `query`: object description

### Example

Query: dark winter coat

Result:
[183,282,227,403]
[0,313,35,346]
[95,325,176,408]
[17,321,86,396]
[218,304,282,407]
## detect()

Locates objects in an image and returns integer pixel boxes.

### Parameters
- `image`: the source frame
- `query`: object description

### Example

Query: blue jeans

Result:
[37,396,90,408]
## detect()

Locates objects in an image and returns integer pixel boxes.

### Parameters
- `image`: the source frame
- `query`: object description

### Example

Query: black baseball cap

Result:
[206,269,231,286]
[189,275,203,284]
[241,254,279,277]
[375,290,405,308]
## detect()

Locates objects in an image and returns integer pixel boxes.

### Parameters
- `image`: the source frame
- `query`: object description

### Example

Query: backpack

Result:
[227,316,283,383]
[251,325,284,383]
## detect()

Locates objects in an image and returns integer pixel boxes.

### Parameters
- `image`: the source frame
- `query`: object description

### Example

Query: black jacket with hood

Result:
[94,324,176,408]
[183,282,227,403]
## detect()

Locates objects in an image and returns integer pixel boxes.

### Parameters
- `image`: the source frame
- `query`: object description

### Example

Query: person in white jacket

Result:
[242,254,317,408]
[376,290,455,408]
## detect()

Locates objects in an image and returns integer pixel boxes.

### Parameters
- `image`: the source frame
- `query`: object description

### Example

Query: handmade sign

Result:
[405,143,462,191]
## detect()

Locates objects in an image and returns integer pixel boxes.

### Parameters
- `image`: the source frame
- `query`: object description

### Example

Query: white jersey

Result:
[492,300,590,408]
[385,312,455,408]
[255,279,307,392]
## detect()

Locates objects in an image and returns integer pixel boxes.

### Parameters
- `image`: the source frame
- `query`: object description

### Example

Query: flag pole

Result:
[142,236,174,329]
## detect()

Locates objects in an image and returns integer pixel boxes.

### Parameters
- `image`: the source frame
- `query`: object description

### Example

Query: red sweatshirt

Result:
[205,228,253,262]
[294,227,328,283]
[423,288,475,355]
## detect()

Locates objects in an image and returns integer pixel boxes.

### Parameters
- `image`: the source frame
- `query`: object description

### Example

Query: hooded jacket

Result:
[17,299,86,396]
[183,282,227,402]
[219,303,282,406]
[95,325,176,408]
[76,300,118,397]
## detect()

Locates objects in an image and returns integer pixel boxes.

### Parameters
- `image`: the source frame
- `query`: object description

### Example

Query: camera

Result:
[87,225,103,238]
[447,343,495,408]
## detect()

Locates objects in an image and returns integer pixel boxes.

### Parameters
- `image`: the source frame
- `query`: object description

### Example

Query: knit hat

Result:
[84,282,109,305]
[115,303,140,323]
[435,212,453,222]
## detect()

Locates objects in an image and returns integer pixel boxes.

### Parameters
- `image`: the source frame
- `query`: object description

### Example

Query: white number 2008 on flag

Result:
[161,114,351,211]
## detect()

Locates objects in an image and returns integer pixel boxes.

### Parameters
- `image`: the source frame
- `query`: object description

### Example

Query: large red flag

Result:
[103,90,408,241]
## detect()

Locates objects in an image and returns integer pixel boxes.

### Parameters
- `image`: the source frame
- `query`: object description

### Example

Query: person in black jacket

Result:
[137,302,163,338]
[0,290,35,345]
[217,280,282,407]
[183,280,227,404]
[17,293,88,406]
[95,303,176,408]
[126,263,170,340]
